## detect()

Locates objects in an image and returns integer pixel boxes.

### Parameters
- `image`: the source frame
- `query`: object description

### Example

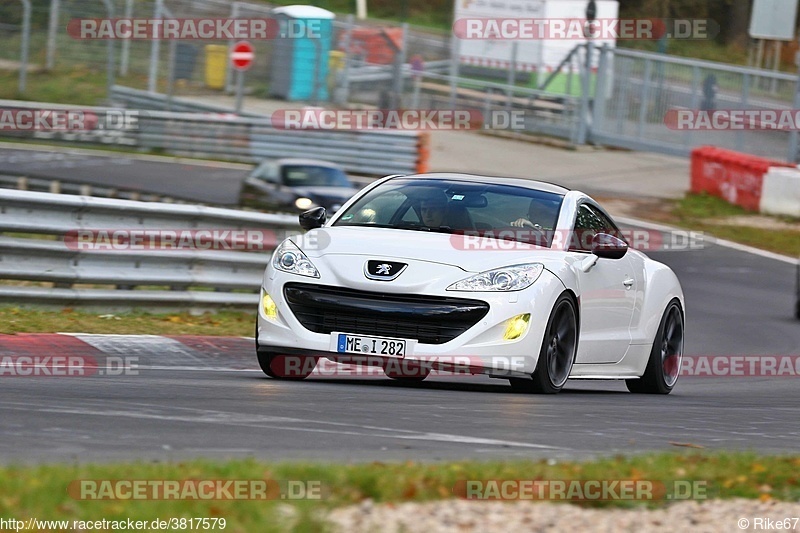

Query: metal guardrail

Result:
[407,71,579,142]
[0,173,192,203]
[347,59,451,83]
[109,86,262,117]
[0,189,300,310]
[0,93,428,176]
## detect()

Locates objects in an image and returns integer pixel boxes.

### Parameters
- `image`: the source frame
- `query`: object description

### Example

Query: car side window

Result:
[589,205,617,232]
[252,162,279,183]
[570,204,606,252]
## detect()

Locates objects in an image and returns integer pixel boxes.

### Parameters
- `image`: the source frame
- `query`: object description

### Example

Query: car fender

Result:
[539,258,581,302]
[632,259,685,346]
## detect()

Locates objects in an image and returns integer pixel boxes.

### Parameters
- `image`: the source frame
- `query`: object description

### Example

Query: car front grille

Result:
[283,283,490,345]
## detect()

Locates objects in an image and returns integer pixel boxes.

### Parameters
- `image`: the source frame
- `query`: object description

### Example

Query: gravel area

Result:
[327,498,800,532]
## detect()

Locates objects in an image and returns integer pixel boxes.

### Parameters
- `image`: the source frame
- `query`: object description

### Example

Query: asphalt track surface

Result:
[2,237,799,464]
[0,146,247,205]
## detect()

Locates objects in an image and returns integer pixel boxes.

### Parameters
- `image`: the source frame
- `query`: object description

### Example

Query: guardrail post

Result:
[391,23,408,108]
[635,57,651,140]
[506,42,518,112]
[590,43,609,142]
[166,39,177,111]
[101,0,116,101]
[411,70,421,109]
[224,1,241,93]
[336,14,354,105]
[686,65,700,150]
[737,73,749,152]
[148,0,163,93]
[576,42,593,145]
[119,0,134,76]
[448,34,460,109]
[18,0,31,93]
[45,0,60,71]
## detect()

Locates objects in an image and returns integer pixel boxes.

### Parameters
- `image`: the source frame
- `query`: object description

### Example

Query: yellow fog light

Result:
[262,291,278,320]
[503,313,530,340]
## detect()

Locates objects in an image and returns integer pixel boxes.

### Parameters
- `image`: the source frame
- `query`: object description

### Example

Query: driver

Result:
[511,198,547,229]
[419,192,449,228]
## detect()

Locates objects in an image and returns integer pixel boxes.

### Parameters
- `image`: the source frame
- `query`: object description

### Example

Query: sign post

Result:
[231,41,254,114]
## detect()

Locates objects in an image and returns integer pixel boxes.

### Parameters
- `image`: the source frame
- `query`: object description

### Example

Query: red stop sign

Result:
[231,41,254,71]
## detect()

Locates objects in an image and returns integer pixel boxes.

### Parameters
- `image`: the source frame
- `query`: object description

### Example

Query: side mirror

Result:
[299,207,326,230]
[591,233,628,260]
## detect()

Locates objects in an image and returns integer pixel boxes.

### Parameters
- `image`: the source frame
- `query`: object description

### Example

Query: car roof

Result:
[391,173,571,196]
[274,158,343,169]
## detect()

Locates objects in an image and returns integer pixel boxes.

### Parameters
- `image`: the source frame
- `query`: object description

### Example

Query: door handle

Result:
[623,278,634,288]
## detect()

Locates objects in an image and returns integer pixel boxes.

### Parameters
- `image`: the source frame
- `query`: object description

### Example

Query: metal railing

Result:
[406,71,580,142]
[0,94,426,176]
[0,188,300,310]
[591,46,800,161]
[0,173,192,203]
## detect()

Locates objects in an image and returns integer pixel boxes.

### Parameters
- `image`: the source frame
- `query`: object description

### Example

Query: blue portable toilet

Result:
[269,5,335,102]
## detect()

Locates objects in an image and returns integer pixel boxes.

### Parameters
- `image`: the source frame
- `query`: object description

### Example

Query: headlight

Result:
[272,240,320,278]
[447,263,544,292]
[295,197,314,210]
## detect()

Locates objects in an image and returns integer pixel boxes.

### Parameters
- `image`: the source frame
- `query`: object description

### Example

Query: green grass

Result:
[0,307,255,336]
[669,193,800,257]
[0,452,797,532]
[0,67,136,106]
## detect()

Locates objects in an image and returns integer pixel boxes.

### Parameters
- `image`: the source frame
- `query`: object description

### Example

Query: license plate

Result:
[332,333,408,358]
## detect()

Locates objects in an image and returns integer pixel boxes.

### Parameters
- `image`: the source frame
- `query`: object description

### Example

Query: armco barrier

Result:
[760,166,800,218]
[0,96,424,177]
[0,189,300,310]
[690,146,794,212]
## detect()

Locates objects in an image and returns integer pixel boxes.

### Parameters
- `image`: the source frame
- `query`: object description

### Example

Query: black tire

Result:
[509,293,577,394]
[626,300,684,394]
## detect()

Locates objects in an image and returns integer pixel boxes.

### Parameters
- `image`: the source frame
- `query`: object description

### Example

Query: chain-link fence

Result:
[3,1,800,162]
[592,46,799,161]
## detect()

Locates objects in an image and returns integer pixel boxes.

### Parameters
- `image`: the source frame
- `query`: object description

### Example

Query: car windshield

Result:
[333,178,564,247]
[282,165,352,187]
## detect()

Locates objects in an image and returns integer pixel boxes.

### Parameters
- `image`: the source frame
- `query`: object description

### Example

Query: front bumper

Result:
[257,267,566,377]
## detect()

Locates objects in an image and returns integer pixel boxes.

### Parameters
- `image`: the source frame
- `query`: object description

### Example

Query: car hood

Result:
[297,226,572,274]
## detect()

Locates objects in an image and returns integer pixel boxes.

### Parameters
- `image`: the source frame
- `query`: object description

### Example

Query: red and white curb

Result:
[0,334,257,374]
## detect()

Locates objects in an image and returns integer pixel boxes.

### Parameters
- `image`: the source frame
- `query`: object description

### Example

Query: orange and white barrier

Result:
[690,146,796,214]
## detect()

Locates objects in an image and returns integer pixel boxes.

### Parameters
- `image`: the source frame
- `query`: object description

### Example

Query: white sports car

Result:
[256,173,685,394]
